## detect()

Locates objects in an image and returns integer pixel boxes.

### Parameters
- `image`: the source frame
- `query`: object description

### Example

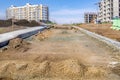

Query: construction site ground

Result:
[0,27,120,80]
[79,23,120,42]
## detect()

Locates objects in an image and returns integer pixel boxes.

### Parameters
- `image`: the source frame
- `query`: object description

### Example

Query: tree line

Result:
[0,19,40,27]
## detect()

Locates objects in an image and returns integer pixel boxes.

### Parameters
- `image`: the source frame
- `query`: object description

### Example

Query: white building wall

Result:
[99,0,120,22]
[113,0,119,18]
[6,3,49,22]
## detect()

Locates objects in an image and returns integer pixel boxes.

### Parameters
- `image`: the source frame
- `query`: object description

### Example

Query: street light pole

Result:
[12,16,15,31]
[95,1,100,33]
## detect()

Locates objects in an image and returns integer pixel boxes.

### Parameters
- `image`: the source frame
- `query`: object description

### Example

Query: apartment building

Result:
[6,3,49,22]
[99,0,120,22]
[84,13,97,23]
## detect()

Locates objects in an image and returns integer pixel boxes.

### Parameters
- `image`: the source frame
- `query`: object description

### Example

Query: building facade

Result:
[84,13,97,23]
[98,0,120,22]
[6,3,49,22]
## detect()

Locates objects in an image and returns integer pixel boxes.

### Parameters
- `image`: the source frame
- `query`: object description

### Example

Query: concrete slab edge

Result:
[72,26,120,50]
[0,26,47,48]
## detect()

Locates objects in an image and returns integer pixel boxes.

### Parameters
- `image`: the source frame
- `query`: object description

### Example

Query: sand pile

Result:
[2,38,30,52]
[50,59,86,78]
[33,54,107,79]
[8,38,29,48]
[53,25,72,30]
[0,61,49,80]
[0,53,108,80]
[85,66,107,78]
[0,60,85,80]
[34,30,52,41]
[111,64,120,76]
[34,54,70,63]
[0,77,13,80]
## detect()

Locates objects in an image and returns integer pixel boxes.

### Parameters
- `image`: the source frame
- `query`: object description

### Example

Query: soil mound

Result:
[34,54,69,63]
[8,38,29,48]
[111,64,120,76]
[0,77,13,80]
[50,59,87,78]
[85,66,107,78]
[3,38,30,52]
[34,30,52,41]
[0,59,85,79]
[0,57,108,80]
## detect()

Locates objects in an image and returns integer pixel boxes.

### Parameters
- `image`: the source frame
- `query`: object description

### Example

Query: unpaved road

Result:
[0,28,120,80]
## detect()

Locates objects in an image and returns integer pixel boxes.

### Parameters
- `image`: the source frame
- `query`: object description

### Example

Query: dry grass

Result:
[79,23,120,41]
[0,26,25,34]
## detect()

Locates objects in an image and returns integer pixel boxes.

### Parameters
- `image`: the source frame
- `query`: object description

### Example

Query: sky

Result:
[0,0,99,24]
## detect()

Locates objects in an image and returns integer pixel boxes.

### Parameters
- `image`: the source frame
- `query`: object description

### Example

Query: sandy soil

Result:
[79,23,120,41]
[0,28,120,80]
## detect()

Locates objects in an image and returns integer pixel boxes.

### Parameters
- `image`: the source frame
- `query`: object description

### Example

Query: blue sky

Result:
[0,0,99,24]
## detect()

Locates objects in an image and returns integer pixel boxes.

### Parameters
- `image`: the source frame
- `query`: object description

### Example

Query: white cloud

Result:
[50,8,96,24]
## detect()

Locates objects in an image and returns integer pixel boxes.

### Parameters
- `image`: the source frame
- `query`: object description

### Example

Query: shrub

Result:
[14,20,40,27]
[0,19,40,27]
[0,19,12,27]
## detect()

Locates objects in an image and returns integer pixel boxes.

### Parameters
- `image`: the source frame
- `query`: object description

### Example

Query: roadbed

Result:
[0,28,120,80]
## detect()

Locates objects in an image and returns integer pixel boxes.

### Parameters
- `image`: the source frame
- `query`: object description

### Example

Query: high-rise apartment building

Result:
[98,0,120,22]
[84,13,97,23]
[6,3,49,22]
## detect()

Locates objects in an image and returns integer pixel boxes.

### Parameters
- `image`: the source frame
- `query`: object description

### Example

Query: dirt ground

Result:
[79,23,120,41]
[0,28,120,80]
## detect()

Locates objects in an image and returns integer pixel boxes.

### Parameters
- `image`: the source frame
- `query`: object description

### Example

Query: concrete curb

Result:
[72,26,120,50]
[0,26,47,48]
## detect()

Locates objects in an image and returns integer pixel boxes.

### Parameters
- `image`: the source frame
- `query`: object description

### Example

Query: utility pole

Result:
[12,16,15,31]
[95,1,100,34]
[95,2,99,23]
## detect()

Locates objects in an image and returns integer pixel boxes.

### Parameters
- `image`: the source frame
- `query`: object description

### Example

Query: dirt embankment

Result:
[79,23,120,41]
[53,25,72,30]
[33,29,52,41]
[0,38,30,53]
[0,54,108,80]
